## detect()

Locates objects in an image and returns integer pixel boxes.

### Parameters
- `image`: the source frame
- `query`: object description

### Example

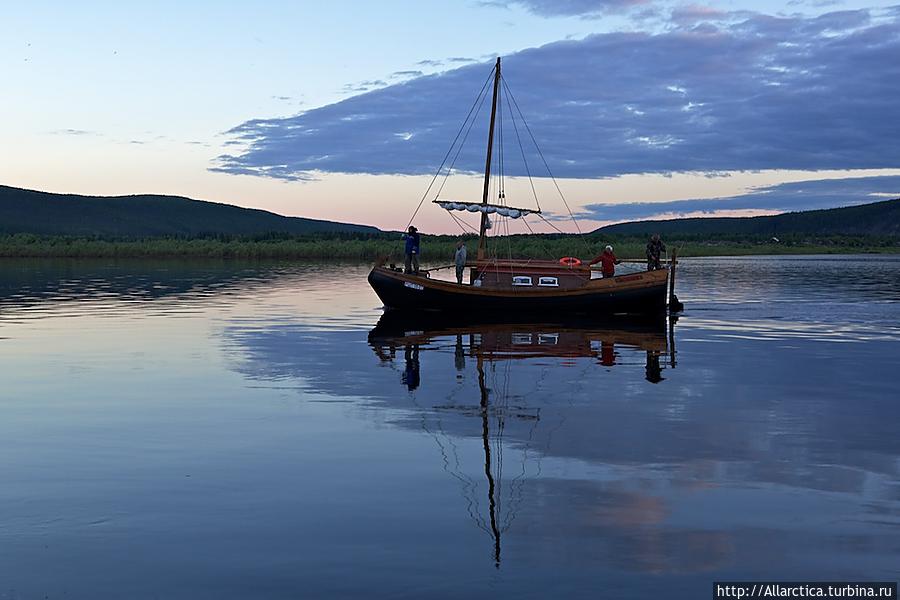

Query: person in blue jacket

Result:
[403,226,421,275]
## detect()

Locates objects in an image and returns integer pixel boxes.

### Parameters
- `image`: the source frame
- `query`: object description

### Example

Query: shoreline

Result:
[0,234,897,260]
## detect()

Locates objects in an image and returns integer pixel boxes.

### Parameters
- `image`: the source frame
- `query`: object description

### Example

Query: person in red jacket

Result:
[589,245,620,278]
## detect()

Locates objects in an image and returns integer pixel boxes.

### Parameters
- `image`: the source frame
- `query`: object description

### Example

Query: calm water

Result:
[1,256,898,599]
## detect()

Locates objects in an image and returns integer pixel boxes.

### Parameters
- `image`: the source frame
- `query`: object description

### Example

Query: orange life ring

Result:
[559,256,582,267]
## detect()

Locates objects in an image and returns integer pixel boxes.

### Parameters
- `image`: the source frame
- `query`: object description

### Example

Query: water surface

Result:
[1,256,898,599]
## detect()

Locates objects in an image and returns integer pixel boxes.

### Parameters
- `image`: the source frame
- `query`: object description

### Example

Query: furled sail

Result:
[433,200,540,219]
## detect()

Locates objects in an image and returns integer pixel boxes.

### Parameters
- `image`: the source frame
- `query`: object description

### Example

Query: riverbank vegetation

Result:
[1,232,897,260]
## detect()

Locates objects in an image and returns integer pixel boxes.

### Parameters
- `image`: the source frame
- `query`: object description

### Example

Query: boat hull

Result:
[368,266,669,316]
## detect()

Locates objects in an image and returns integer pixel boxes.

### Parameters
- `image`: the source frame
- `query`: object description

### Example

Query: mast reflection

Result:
[368,312,676,567]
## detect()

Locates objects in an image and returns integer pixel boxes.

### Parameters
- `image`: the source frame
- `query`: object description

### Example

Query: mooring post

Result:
[668,247,678,311]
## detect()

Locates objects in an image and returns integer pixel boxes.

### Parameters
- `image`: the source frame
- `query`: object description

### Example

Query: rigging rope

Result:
[449,210,480,235]
[536,214,569,236]
[505,214,513,266]
[435,82,493,200]
[412,62,594,263]
[405,66,496,230]
[501,78,540,214]
[501,76,593,256]
[521,215,558,260]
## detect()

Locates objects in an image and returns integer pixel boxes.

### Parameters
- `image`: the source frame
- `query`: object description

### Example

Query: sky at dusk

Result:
[3,0,899,233]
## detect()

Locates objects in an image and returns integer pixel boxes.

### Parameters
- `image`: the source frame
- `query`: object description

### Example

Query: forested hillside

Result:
[0,185,378,236]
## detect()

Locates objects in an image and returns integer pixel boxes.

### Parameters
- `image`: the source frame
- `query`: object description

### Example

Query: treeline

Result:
[611,232,900,255]
[0,232,897,260]
[0,233,399,259]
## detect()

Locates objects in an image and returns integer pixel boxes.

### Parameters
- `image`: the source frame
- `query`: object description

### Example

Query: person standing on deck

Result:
[589,245,620,278]
[402,226,420,275]
[454,240,467,284]
[646,234,666,271]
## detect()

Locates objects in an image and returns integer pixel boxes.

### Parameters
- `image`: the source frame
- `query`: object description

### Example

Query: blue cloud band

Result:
[213,9,900,181]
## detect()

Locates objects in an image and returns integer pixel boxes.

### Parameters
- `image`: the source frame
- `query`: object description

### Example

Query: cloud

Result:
[390,70,424,79]
[788,0,843,7]
[341,79,387,93]
[496,0,650,17]
[214,9,900,181]
[669,4,728,25]
[411,57,476,69]
[51,128,97,136]
[578,175,900,221]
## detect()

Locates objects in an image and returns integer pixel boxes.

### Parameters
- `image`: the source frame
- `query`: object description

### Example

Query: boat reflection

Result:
[369,311,676,385]
[367,312,677,567]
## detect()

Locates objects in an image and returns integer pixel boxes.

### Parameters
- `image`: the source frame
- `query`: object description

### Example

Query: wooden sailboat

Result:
[368,57,673,316]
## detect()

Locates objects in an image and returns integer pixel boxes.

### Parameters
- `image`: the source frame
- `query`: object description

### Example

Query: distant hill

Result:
[594,198,900,237]
[0,185,379,236]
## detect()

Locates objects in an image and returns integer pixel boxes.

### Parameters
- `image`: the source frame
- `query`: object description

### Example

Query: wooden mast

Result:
[477,57,501,261]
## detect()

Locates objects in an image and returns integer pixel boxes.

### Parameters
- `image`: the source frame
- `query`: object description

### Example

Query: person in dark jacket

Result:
[589,245,620,278]
[403,226,420,274]
[646,234,666,271]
